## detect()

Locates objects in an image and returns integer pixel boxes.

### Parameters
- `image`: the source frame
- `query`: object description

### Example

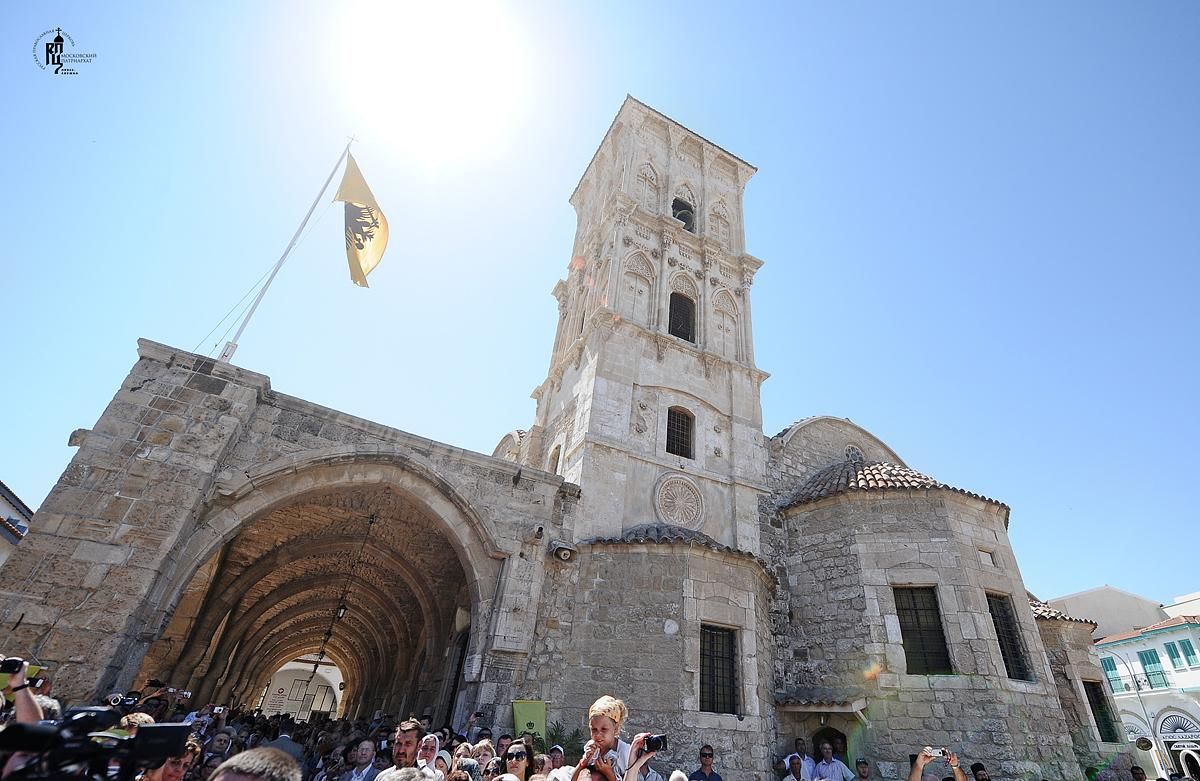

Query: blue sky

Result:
[2,1,1197,604]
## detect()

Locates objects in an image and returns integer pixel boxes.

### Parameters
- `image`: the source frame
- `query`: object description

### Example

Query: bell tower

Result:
[525,97,768,551]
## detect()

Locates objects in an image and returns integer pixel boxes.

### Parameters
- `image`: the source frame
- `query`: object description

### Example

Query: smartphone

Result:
[923,748,945,758]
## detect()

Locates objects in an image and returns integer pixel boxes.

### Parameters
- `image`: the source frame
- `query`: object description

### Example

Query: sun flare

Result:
[335,0,532,169]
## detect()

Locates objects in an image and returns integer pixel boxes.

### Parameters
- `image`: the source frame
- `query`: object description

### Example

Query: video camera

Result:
[0,706,191,781]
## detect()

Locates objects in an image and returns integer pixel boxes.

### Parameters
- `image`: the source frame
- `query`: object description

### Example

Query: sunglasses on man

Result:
[700,752,714,758]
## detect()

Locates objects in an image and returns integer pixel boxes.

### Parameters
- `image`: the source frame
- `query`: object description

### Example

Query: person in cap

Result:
[548,747,565,771]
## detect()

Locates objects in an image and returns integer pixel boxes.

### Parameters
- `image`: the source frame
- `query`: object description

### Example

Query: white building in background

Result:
[0,479,32,567]
[260,655,343,720]
[1071,591,1200,779]
[1051,586,1169,641]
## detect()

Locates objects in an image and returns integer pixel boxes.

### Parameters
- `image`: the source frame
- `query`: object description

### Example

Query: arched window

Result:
[621,254,655,325]
[668,292,696,343]
[547,445,561,475]
[666,407,694,459]
[713,290,739,360]
[636,164,658,212]
[710,202,731,248]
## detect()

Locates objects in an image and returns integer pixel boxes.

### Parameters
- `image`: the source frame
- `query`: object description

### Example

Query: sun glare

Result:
[335,0,532,169]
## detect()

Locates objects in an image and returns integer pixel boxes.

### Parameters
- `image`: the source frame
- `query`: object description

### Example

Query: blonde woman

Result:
[473,740,497,767]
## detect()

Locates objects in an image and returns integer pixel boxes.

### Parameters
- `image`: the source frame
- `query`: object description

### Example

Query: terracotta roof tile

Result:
[583,523,775,581]
[1096,616,1200,644]
[1027,595,1095,626]
[778,460,1009,512]
[776,686,866,707]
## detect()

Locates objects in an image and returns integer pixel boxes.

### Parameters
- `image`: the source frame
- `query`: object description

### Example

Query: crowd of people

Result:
[1,658,1183,781]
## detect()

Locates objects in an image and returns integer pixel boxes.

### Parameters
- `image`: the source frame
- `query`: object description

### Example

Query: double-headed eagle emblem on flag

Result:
[334,152,389,287]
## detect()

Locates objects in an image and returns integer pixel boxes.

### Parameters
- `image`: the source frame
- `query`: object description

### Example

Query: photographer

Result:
[907,748,967,781]
[622,734,662,781]
[1,657,44,780]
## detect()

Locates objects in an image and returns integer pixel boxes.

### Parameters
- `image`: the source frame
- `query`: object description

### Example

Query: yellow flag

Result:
[334,152,388,287]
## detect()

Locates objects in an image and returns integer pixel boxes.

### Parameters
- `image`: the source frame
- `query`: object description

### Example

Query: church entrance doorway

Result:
[138,470,483,723]
[811,727,850,764]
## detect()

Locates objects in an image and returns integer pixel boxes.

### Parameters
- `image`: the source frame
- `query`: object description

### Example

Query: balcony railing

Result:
[1106,671,1173,694]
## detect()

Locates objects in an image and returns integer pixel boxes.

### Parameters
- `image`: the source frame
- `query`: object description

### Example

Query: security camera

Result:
[548,540,577,562]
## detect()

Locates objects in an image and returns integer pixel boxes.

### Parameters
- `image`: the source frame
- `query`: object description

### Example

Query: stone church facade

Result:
[0,98,1128,780]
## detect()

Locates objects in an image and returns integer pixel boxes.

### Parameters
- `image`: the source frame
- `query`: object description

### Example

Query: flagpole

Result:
[218,139,354,364]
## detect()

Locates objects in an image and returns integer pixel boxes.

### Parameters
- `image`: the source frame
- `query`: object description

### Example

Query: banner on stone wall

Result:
[512,700,547,750]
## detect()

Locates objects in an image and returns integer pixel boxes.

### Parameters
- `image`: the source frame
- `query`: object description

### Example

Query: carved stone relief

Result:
[654,473,705,529]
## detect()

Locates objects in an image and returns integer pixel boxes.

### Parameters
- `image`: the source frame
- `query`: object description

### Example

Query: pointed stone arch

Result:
[670,272,700,300]
[150,444,504,628]
[621,251,656,325]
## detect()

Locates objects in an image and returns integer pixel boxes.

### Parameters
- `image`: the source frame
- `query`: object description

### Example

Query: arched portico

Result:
[0,342,569,711]
[138,446,510,720]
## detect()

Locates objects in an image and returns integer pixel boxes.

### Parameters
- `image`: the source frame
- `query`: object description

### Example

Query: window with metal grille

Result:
[986,593,1033,680]
[666,407,694,459]
[700,624,737,714]
[1082,680,1121,742]
[893,587,953,675]
[668,293,696,342]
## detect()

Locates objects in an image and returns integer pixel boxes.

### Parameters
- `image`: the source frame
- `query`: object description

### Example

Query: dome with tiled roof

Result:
[778,459,1008,511]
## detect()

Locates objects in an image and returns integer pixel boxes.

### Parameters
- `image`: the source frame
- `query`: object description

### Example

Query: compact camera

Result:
[644,735,668,752]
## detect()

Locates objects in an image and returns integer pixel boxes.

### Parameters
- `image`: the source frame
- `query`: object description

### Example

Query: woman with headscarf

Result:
[418,734,444,780]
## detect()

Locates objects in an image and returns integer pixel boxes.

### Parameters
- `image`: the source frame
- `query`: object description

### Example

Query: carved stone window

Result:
[668,293,696,343]
[672,198,696,233]
[710,203,731,248]
[636,165,658,213]
[845,444,865,463]
[666,407,694,460]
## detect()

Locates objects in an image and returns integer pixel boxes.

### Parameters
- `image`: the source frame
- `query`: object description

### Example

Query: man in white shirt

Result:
[812,743,853,781]
[342,738,382,781]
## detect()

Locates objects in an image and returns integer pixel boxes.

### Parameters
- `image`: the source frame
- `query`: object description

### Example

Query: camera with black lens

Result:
[0,706,190,781]
[644,735,667,753]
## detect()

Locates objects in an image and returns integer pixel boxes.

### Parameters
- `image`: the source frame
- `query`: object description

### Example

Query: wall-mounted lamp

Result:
[819,713,829,727]
[336,604,347,620]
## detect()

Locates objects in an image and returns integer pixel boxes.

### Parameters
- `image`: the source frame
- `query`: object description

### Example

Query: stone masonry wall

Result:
[523,542,774,778]
[781,492,1086,781]
[766,418,905,491]
[0,339,575,706]
[1037,619,1132,779]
